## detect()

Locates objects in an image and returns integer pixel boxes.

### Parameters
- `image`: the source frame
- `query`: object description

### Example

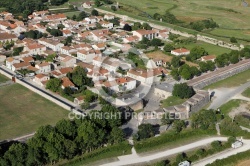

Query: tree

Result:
[196,148,206,157]
[46,53,56,62]
[180,68,192,80]
[191,109,217,130]
[72,14,76,20]
[137,124,154,140]
[170,68,180,81]
[142,22,152,30]
[161,113,173,125]
[211,141,222,151]
[187,46,208,61]
[172,83,195,99]
[150,38,163,46]
[172,120,186,133]
[55,119,76,139]
[230,37,237,43]
[95,0,101,7]
[57,24,65,30]
[109,127,125,144]
[123,24,132,31]
[91,9,99,16]
[46,78,61,92]
[171,56,181,68]
[81,101,90,110]
[77,11,88,21]
[229,54,239,64]
[111,5,117,11]
[2,143,28,165]
[175,152,187,163]
[163,44,174,52]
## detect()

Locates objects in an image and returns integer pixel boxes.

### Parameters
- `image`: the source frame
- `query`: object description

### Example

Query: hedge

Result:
[134,129,216,153]
[60,141,132,166]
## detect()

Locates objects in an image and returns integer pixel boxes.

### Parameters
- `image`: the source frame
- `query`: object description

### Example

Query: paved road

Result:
[208,81,250,109]
[193,139,250,166]
[100,137,229,166]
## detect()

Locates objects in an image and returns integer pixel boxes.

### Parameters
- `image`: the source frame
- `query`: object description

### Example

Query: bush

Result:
[172,83,195,99]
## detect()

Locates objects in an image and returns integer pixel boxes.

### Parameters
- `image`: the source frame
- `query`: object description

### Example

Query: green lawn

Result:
[218,99,242,116]
[176,41,231,55]
[0,74,9,83]
[204,69,250,89]
[64,11,81,17]
[160,96,186,108]
[242,88,250,98]
[0,84,68,140]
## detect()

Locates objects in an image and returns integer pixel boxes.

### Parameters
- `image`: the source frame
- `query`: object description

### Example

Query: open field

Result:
[0,74,9,83]
[108,0,250,43]
[64,11,81,17]
[146,51,172,62]
[204,69,250,89]
[0,84,68,140]
[175,41,231,55]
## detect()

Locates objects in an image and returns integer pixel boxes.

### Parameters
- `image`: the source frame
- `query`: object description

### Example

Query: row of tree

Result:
[0,104,125,165]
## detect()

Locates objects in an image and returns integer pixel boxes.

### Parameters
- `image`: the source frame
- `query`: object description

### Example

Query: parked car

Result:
[178,161,190,166]
[26,73,35,77]
[232,141,243,149]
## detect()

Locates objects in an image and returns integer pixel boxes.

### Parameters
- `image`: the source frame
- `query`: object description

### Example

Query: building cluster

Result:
[0,10,170,98]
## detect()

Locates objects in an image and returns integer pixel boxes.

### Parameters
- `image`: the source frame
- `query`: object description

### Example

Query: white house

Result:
[38,38,64,52]
[200,55,216,62]
[33,74,50,87]
[25,43,46,55]
[101,77,136,93]
[99,21,113,29]
[81,1,94,8]
[60,56,76,67]
[132,29,158,41]
[171,48,190,56]
[77,49,100,63]
[35,62,51,74]
[60,46,77,56]
[6,57,20,70]
[104,14,115,20]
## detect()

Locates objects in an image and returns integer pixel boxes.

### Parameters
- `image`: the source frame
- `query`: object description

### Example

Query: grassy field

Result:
[176,41,231,55]
[0,74,9,83]
[218,99,242,117]
[204,69,250,89]
[146,51,173,62]
[64,11,81,17]
[0,84,68,140]
[160,96,186,108]
[242,88,250,98]
[109,0,250,43]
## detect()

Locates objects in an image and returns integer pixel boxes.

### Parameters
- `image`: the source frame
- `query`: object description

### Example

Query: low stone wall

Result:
[197,34,241,50]
[188,59,250,89]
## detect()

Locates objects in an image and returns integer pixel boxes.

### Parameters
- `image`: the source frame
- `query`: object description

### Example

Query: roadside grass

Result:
[160,96,186,108]
[175,41,231,55]
[218,99,242,117]
[0,74,9,83]
[204,69,250,89]
[0,84,68,140]
[58,141,132,166]
[134,128,217,154]
[242,88,250,98]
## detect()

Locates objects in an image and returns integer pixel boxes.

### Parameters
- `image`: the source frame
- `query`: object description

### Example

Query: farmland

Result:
[0,84,68,140]
[108,0,250,43]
